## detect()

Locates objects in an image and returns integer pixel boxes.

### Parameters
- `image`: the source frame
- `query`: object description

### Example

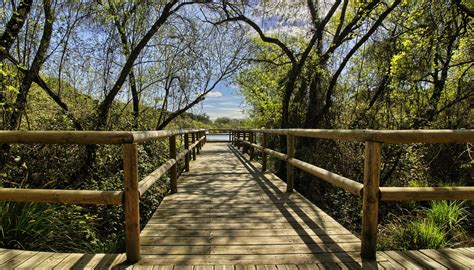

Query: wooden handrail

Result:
[0,129,206,144]
[232,128,473,260]
[0,129,207,263]
[234,128,474,144]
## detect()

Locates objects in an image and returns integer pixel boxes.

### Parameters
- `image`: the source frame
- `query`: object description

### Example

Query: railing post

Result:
[196,132,200,155]
[184,133,190,172]
[169,135,178,194]
[192,133,196,160]
[361,141,382,259]
[286,134,295,193]
[237,131,241,149]
[243,132,247,154]
[123,143,140,263]
[249,131,254,160]
[262,133,268,172]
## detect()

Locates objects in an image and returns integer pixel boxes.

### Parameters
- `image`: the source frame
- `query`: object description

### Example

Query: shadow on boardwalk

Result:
[0,143,472,269]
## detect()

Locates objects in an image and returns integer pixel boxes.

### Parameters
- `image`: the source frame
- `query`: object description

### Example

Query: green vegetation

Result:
[379,201,469,250]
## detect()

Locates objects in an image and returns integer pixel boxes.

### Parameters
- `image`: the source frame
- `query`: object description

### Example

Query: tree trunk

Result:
[8,0,54,130]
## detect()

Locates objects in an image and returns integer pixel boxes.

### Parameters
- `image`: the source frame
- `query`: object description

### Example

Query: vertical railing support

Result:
[192,133,196,160]
[169,135,178,194]
[196,132,201,155]
[249,131,254,160]
[123,143,140,263]
[286,134,295,192]
[184,133,190,172]
[243,132,247,154]
[262,133,268,172]
[237,131,241,149]
[361,141,382,259]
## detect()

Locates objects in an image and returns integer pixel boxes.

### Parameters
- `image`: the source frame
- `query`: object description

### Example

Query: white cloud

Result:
[206,91,223,97]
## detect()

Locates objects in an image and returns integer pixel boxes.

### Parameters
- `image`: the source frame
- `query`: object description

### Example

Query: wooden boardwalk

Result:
[0,143,472,269]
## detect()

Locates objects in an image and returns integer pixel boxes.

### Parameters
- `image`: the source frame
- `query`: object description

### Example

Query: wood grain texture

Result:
[361,141,381,259]
[123,143,141,263]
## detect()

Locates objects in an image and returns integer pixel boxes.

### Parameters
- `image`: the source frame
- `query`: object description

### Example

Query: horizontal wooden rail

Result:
[0,128,207,264]
[233,127,473,260]
[238,139,287,160]
[138,159,176,196]
[263,148,287,161]
[0,129,206,145]
[379,187,474,201]
[237,129,474,144]
[0,188,123,205]
[288,158,363,196]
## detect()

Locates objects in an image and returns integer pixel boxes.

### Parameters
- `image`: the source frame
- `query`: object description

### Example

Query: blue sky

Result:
[193,83,247,120]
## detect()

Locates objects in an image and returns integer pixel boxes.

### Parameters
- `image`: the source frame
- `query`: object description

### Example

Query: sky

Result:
[192,83,247,120]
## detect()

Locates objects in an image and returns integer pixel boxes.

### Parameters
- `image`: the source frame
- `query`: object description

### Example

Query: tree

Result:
[209,0,401,129]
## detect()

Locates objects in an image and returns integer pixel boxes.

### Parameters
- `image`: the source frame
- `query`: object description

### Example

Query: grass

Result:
[0,202,114,252]
[427,200,468,238]
[378,200,469,250]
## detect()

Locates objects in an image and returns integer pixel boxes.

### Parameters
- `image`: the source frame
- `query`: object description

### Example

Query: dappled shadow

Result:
[135,143,473,268]
[228,144,376,267]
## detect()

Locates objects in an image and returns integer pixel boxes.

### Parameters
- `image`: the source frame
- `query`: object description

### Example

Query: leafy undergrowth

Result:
[0,140,174,253]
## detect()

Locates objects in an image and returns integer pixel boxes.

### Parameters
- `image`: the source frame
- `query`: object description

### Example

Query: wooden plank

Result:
[275,265,298,270]
[255,265,277,270]
[152,266,174,270]
[235,266,255,270]
[124,143,141,263]
[383,251,424,269]
[435,249,473,267]
[33,253,70,269]
[402,250,448,269]
[214,265,235,270]
[419,249,470,268]
[50,254,82,269]
[194,265,215,270]
[94,253,126,269]
[0,250,24,264]
[0,251,38,268]
[361,141,381,259]
[174,265,193,270]
[15,252,53,269]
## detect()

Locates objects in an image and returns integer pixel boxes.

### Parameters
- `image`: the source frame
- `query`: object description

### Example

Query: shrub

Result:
[0,202,109,252]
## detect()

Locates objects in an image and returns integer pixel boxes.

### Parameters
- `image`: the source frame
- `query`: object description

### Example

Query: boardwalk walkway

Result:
[0,143,472,269]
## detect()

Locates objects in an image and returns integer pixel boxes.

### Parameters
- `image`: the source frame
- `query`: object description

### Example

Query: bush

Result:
[0,202,111,252]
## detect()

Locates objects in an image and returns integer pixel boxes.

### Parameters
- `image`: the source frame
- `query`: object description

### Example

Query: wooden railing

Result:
[0,129,207,263]
[231,128,474,259]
